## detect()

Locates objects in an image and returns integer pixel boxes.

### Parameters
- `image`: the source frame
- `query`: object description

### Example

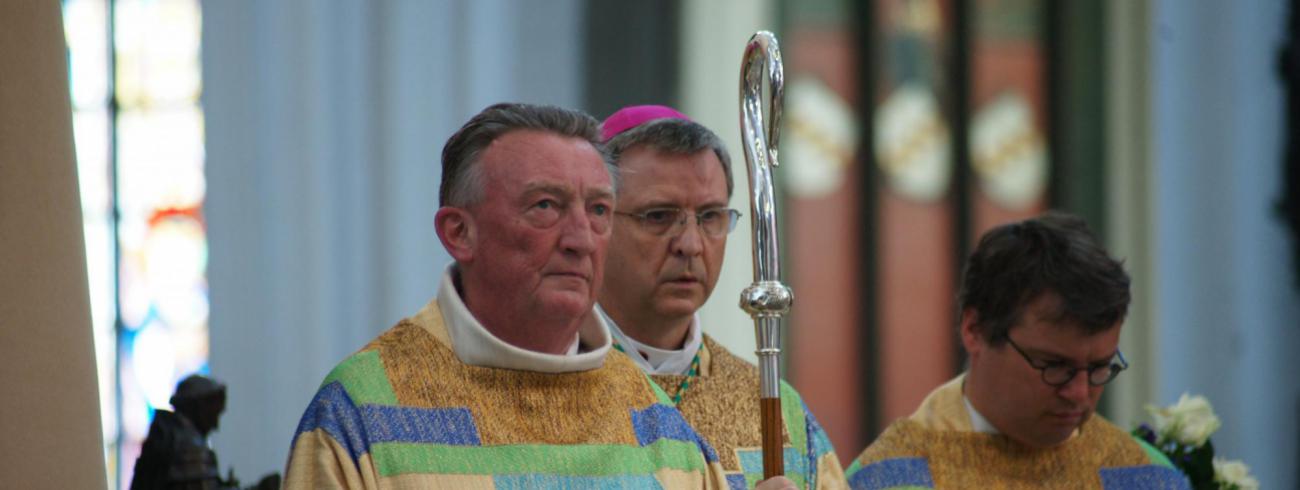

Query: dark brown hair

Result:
[958,211,1131,344]
[602,118,734,198]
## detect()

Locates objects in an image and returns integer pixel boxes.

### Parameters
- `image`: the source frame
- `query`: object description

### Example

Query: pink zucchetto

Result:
[600,105,692,142]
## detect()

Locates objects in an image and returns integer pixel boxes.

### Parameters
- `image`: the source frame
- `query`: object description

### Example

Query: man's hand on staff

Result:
[754,476,797,490]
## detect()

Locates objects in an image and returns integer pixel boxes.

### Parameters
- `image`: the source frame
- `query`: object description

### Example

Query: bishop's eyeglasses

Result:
[615,207,742,237]
[1003,335,1128,387]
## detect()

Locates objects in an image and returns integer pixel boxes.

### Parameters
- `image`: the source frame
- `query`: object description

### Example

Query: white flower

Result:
[1143,393,1221,447]
[1213,458,1259,490]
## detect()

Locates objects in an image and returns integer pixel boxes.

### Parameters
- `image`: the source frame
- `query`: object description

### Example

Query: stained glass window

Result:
[62,0,207,487]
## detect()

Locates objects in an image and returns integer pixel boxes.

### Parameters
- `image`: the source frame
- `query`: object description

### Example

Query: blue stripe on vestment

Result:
[292,381,485,466]
[630,404,720,462]
[847,457,935,489]
[292,381,371,464]
[805,401,834,488]
[1099,465,1191,490]
[494,474,663,489]
[360,405,481,446]
[737,447,809,485]
[726,473,749,490]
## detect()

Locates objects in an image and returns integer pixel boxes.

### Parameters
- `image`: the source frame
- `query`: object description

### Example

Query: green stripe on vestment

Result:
[780,381,808,452]
[322,350,398,406]
[371,438,708,477]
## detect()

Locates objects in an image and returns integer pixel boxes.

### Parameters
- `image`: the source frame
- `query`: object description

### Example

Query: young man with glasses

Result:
[847,212,1187,489]
[597,105,846,489]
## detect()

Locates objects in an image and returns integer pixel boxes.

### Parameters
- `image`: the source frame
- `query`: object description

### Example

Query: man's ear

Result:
[959,309,983,358]
[435,207,475,262]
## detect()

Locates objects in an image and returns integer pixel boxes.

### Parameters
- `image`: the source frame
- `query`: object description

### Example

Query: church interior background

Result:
[42,0,1300,488]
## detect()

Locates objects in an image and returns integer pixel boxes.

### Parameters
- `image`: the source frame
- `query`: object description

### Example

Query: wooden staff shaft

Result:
[761,397,784,478]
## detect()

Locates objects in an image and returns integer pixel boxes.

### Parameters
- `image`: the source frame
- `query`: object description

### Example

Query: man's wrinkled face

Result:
[963,294,1122,448]
[466,130,614,325]
[600,146,729,329]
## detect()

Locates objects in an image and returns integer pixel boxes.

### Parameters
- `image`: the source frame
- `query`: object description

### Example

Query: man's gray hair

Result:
[602,118,734,197]
[440,103,614,207]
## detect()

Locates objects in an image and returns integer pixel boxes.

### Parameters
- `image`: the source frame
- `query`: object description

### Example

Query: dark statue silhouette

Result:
[130,375,279,490]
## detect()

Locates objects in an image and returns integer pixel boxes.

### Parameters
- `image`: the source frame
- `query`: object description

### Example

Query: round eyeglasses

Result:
[615,207,742,237]
[1003,335,1128,387]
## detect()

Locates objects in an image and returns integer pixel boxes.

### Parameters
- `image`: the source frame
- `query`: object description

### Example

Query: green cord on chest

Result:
[614,343,701,404]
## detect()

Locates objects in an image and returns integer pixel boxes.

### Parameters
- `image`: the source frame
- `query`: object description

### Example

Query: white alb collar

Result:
[963,394,1000,434]
[436,265,610,373]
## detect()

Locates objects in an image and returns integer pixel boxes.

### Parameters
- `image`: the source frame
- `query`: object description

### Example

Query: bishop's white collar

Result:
[595,304,702,375]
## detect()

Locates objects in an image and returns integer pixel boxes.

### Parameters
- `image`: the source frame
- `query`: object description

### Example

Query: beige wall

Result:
[1104,0,1155,429]
[679,0,776,362]
[0,1,108,488]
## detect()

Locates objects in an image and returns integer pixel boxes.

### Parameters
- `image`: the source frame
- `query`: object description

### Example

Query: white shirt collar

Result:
[595,304,702,375]
[435,265,610,373]
[963,394,1000,434]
